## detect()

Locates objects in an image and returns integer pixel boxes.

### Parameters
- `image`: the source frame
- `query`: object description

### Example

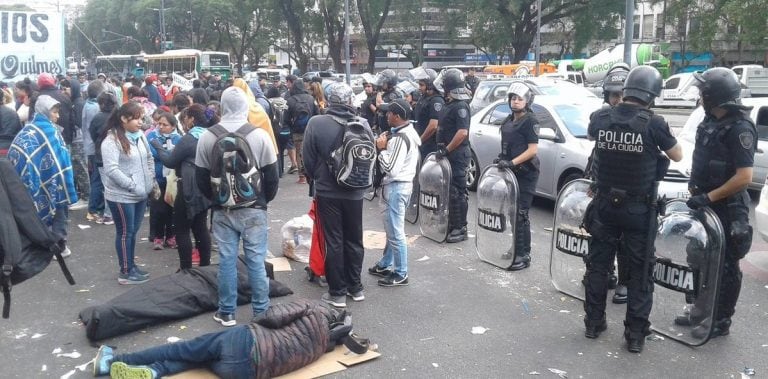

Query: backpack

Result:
[290,95,314,134]
[208,124,262,209]
[327,118,377,190]
[269,98,290,138]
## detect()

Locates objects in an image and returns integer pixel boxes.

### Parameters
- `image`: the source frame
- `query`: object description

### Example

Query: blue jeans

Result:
[52,205,69,240]
[88,158,104,214]
[378,181,412,277]
[108,200,147,274]
[212,208,270,315]
[114,325,256,378]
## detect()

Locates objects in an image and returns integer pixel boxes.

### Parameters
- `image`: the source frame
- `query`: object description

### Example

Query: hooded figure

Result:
[249,80,273,118]
[8,95,77,226]
[232,78,277,151]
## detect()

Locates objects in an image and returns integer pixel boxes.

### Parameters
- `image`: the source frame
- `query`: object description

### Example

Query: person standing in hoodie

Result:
[232,78,277,152]
[8,94,77,257]
[100,101,155,285]
[88,91,118,225]
[61,79,90,211]
[285,79,319,184]
[37,73,75,146]
[195,87,279,326]
[82,80,106,220]
[302,82,372,308]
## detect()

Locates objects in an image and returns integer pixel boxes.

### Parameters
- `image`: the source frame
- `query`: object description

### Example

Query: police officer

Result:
[677,67,756,339]
[375,69,402,134]
[492,82,540,270]
[433,68,472,243]
[414,68,444,158]
[582,66,682,353]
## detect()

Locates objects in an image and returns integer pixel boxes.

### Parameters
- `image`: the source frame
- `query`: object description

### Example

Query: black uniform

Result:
[689,109,756,325]
[436,98,471,232]
[499,113,540,259]
[583,103,677,340]
[376,90,401,134]
[414,94,444,158]
[360,93,377,130]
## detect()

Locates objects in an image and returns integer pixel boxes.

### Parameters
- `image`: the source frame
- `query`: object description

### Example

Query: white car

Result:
[757,177,768,241]
[468,96,690,199]
[655,73,698,108]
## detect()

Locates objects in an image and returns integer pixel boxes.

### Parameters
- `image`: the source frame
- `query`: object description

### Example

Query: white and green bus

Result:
[143,49,232,80]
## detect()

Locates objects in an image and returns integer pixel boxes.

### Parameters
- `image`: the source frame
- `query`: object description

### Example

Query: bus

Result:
[143,49,232,80]
[94,55,146,78]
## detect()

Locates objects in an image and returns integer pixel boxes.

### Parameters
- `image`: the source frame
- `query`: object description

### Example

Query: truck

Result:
[565,43,671,84]
[733,65,768,97]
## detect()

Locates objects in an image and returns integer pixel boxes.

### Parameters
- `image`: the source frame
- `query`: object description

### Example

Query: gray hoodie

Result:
[101,129,155,203]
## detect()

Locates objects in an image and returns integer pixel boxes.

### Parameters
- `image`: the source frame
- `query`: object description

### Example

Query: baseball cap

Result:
[37,73,56,88]
[380,99,412,120]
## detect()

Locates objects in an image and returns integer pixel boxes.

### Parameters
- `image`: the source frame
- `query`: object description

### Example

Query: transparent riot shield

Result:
[405,157,422,224]
[549,179,593,300]
[475,165,520,269]
[650,199,725,346]
[418,153,452,242]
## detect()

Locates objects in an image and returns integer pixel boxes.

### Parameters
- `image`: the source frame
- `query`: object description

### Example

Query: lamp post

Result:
[150,0,169,52]
[344,0,351,84]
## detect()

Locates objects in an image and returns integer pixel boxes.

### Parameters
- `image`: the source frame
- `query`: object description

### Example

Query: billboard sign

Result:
[0,11,65,81]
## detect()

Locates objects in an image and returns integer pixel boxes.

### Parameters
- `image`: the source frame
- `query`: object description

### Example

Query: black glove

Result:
[493,157,501,164]
[497,160,514,170]
[435,144,449,159]
[149,139,163,149]
[686,193,711,210]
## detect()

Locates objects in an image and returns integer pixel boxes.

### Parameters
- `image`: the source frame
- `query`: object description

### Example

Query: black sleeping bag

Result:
[79,257,293,341]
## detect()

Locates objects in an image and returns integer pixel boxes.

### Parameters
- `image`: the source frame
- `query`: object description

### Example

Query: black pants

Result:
[448,146,470,230]
[514,169,539,258]
[174,185,211,269]
[710,191,750,320]
[316,196,364,296]
[583,195,654,339]
[149,181,175,241]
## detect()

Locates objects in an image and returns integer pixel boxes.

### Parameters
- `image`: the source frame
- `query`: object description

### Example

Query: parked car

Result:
[540,71,587,86]
[468,96,690,199]
[756,176,768,241]
[654,73,698,108]
[469,77,598,115]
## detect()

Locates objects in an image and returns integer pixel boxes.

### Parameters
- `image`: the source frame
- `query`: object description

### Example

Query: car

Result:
[469,77,599,115]
[468,96,691,199]
[757,176,768,242]
[677,97,768,191]
[654,73,698,108]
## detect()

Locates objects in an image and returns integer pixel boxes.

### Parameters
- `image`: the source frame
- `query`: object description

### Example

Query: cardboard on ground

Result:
[167,345,380,379]
[363,230,420,250]
[266,256,293,272]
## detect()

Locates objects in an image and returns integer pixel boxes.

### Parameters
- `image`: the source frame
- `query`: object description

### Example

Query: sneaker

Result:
[133,266,150,279]
[102,216,114,225]
[165,236,177,249]
[109,362,156,379]
[367,264,393,278]
[86,212,103,223]
[152,238,164,250]
[53,247,71,261]
[118,269,149,285]
[378,273,409,287]
[92,345,114,376]
[69,199,88,211]
[347,290,365,302]
[288,165,298,174]
[297,176,307,184]
[191,248,201,266]
[213,311,236,327]
[321,293,347,308]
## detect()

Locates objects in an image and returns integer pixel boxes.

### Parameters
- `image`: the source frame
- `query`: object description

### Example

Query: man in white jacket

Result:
[368,99,421,286]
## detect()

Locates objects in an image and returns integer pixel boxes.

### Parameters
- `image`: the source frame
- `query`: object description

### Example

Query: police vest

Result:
[690,111,756,191]
[436,99,470,146]
[593,108,658,193]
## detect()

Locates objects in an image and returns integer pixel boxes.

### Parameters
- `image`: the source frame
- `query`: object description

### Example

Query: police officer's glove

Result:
[435,144,449,159]
[493,157,501,164]
[496,160,514,170]
[686,193,711,210]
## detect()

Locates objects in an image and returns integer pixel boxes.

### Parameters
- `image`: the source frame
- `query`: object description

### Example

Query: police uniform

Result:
[415,93,444,158]
[583,103,678,341]
[377,90,401,134]
[498,112,540,260]
[688,109,756,330]
[436,97,471,233]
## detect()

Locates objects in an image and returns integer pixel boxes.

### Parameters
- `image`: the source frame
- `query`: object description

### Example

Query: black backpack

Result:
[327,118,377,190]
[208,124,262,209]
[290,95,314,134]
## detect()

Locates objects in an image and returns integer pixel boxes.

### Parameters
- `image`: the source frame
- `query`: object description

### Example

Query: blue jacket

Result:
[147,129,182,185]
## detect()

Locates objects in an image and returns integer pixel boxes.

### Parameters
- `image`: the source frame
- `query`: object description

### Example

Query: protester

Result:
[126,86,158,130]
[38,73,75,146]
[308,81,327,113]
[232,78,278,151]
[146,110,181,251]
[87,91,118,225]
[144,74,163,107]
[14,78,35,123]
[61,79,90,211]
[285,79,319,184]
[0,88,22,157]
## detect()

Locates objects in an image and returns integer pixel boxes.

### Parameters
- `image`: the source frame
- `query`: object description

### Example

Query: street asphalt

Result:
[3,107,767,379]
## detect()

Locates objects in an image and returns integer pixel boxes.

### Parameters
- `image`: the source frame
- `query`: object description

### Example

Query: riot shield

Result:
[405,157,422,224]
[549,179,593,300]
[418,153,452,242]
[650,199,725,346]
[475,165,520,269]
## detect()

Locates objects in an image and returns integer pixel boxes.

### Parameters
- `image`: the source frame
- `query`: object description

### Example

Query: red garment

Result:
[308,199,325,276]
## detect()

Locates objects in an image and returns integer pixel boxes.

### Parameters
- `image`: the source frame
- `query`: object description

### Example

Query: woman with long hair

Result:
[100,101,155,284]
[309,81,327,113]
[146,111,181,250]
[151,105,216,270]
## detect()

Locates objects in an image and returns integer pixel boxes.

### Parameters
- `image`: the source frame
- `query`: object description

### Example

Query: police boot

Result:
[446,227,468,243]
[607,272,618,290]
[674,306,705,326]
[612,285,628,304]
[508,254,531,271]
[691,317,731,339]
[624,321,649,353]
[584,318,607,339]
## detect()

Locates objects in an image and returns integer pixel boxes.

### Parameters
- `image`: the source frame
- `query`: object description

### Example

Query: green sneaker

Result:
[109,362,155,379]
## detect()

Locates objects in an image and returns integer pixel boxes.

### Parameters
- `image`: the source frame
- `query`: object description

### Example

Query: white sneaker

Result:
[53,247,71,261]
[69,199,88,211]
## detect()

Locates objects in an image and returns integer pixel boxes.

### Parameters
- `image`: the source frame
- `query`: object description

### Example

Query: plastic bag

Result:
[281,214,313,263]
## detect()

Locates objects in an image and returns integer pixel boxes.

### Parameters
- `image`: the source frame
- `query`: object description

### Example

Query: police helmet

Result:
[434,68,471,100]
[507,82,534,105]
[375,69,398,89]
[324,81,355,107]
[602,63,630,97]
[622,66,662,105]
[693,67,744,111]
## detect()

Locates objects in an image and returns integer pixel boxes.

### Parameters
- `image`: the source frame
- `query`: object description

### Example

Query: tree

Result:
[319,0,346,72]
[213,0,275,74]
[277,0,313,73]
[356,0,393,73]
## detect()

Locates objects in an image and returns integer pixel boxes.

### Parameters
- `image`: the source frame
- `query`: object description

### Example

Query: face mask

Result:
[126,130,143,142]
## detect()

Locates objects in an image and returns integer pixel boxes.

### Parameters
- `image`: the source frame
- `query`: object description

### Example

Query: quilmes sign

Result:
[0,11,65,81]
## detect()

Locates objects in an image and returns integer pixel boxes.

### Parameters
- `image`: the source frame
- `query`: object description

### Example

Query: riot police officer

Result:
[414,68,444,158]
[433,68,472,243]
[582,66,682,353]
[375,69,402,134]
[677,67,756,339]
[493,82,540,271]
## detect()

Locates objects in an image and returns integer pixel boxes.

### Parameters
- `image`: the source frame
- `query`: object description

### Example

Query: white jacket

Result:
[378,122,421,185]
